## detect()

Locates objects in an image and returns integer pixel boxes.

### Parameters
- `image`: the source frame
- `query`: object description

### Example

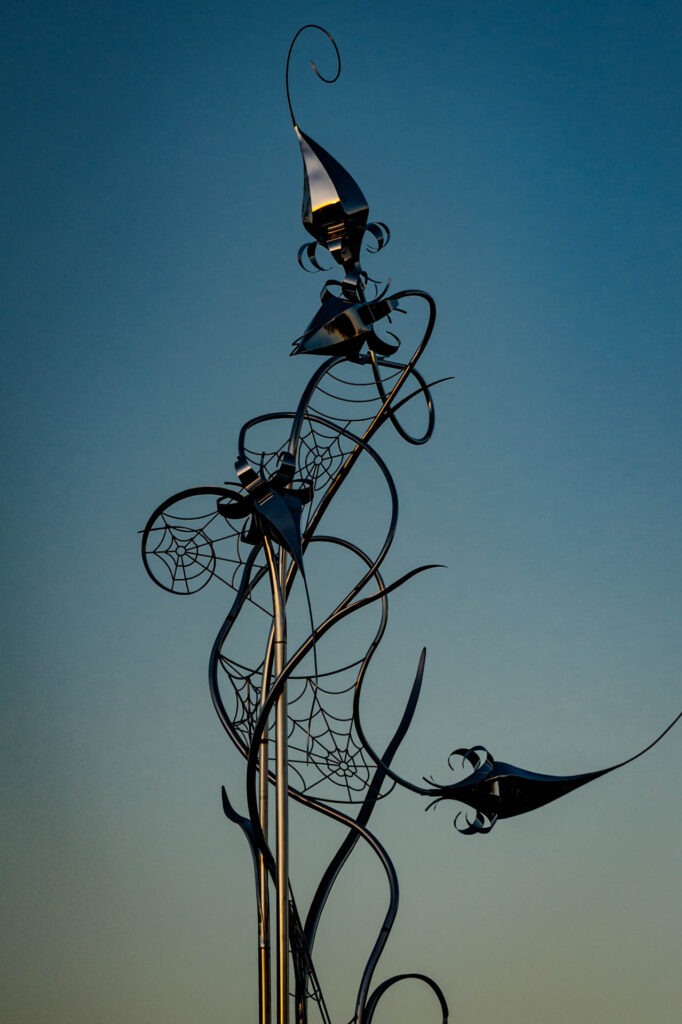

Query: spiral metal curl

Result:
[286,24,341,129]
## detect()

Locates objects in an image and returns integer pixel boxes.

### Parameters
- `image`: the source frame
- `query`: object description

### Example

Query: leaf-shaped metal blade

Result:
[292,291,399,358]
[442,760,611,821]
[254,489,306,575]
[296,127,369,268]
[429,713,681,827]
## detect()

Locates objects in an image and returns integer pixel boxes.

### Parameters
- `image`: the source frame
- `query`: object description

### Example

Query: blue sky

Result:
[2,2,680,1022]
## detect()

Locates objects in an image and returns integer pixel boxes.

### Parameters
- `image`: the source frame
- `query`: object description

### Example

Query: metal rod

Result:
[258,624,275,1024]
[264,538,289,1024]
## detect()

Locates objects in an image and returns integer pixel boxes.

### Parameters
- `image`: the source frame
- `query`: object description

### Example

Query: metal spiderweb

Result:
[217,648,379,804]
[211,359,425,804]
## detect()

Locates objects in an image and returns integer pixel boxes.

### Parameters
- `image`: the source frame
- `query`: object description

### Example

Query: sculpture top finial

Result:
[287,25,394,357]
[285,24,340,130]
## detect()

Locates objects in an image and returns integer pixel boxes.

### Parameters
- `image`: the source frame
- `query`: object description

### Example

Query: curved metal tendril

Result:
[285,24,341,128]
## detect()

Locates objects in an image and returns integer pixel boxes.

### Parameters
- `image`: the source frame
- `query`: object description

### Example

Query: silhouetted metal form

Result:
[141,24,680,1024]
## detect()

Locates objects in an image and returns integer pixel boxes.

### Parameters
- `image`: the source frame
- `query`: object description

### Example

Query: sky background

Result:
[2,1,681,1022]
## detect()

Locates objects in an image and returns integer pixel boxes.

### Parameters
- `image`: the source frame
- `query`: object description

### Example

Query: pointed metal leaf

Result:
[296,127,369,265]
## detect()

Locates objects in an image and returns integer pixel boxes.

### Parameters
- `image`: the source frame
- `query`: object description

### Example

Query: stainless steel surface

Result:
[275,547,289,1024]
[140,24,680,1024]
[264,539,289,1024]
[258,626,274,1024]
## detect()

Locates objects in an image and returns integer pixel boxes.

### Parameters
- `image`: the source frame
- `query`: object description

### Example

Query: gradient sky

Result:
[2,2,681,1022]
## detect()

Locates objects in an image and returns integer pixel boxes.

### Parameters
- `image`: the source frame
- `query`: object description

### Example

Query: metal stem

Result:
[258,625,275,1024]
[264,538,289,1024]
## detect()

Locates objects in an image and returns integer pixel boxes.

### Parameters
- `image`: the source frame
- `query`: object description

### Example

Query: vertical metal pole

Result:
[258,626,275,1024]
[275,546,289,1024]
[264,538,289,1024]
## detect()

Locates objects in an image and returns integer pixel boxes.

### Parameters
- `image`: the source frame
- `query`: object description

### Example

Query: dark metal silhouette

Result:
[141,24,680,1024]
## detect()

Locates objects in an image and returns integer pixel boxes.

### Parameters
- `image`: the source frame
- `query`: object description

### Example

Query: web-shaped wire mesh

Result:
[216,647,388,804]
[141,490,269,610]
[142,359,417,804]
[243,360,404,532]
[207,360,409,803]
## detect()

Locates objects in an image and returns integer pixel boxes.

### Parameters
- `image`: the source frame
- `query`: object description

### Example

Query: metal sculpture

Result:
[141,25,679,1024]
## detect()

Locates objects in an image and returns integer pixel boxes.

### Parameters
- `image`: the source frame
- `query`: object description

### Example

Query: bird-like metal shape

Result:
[140,24,679,1024]
[422,715,682,834]
[292,287,400,358]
